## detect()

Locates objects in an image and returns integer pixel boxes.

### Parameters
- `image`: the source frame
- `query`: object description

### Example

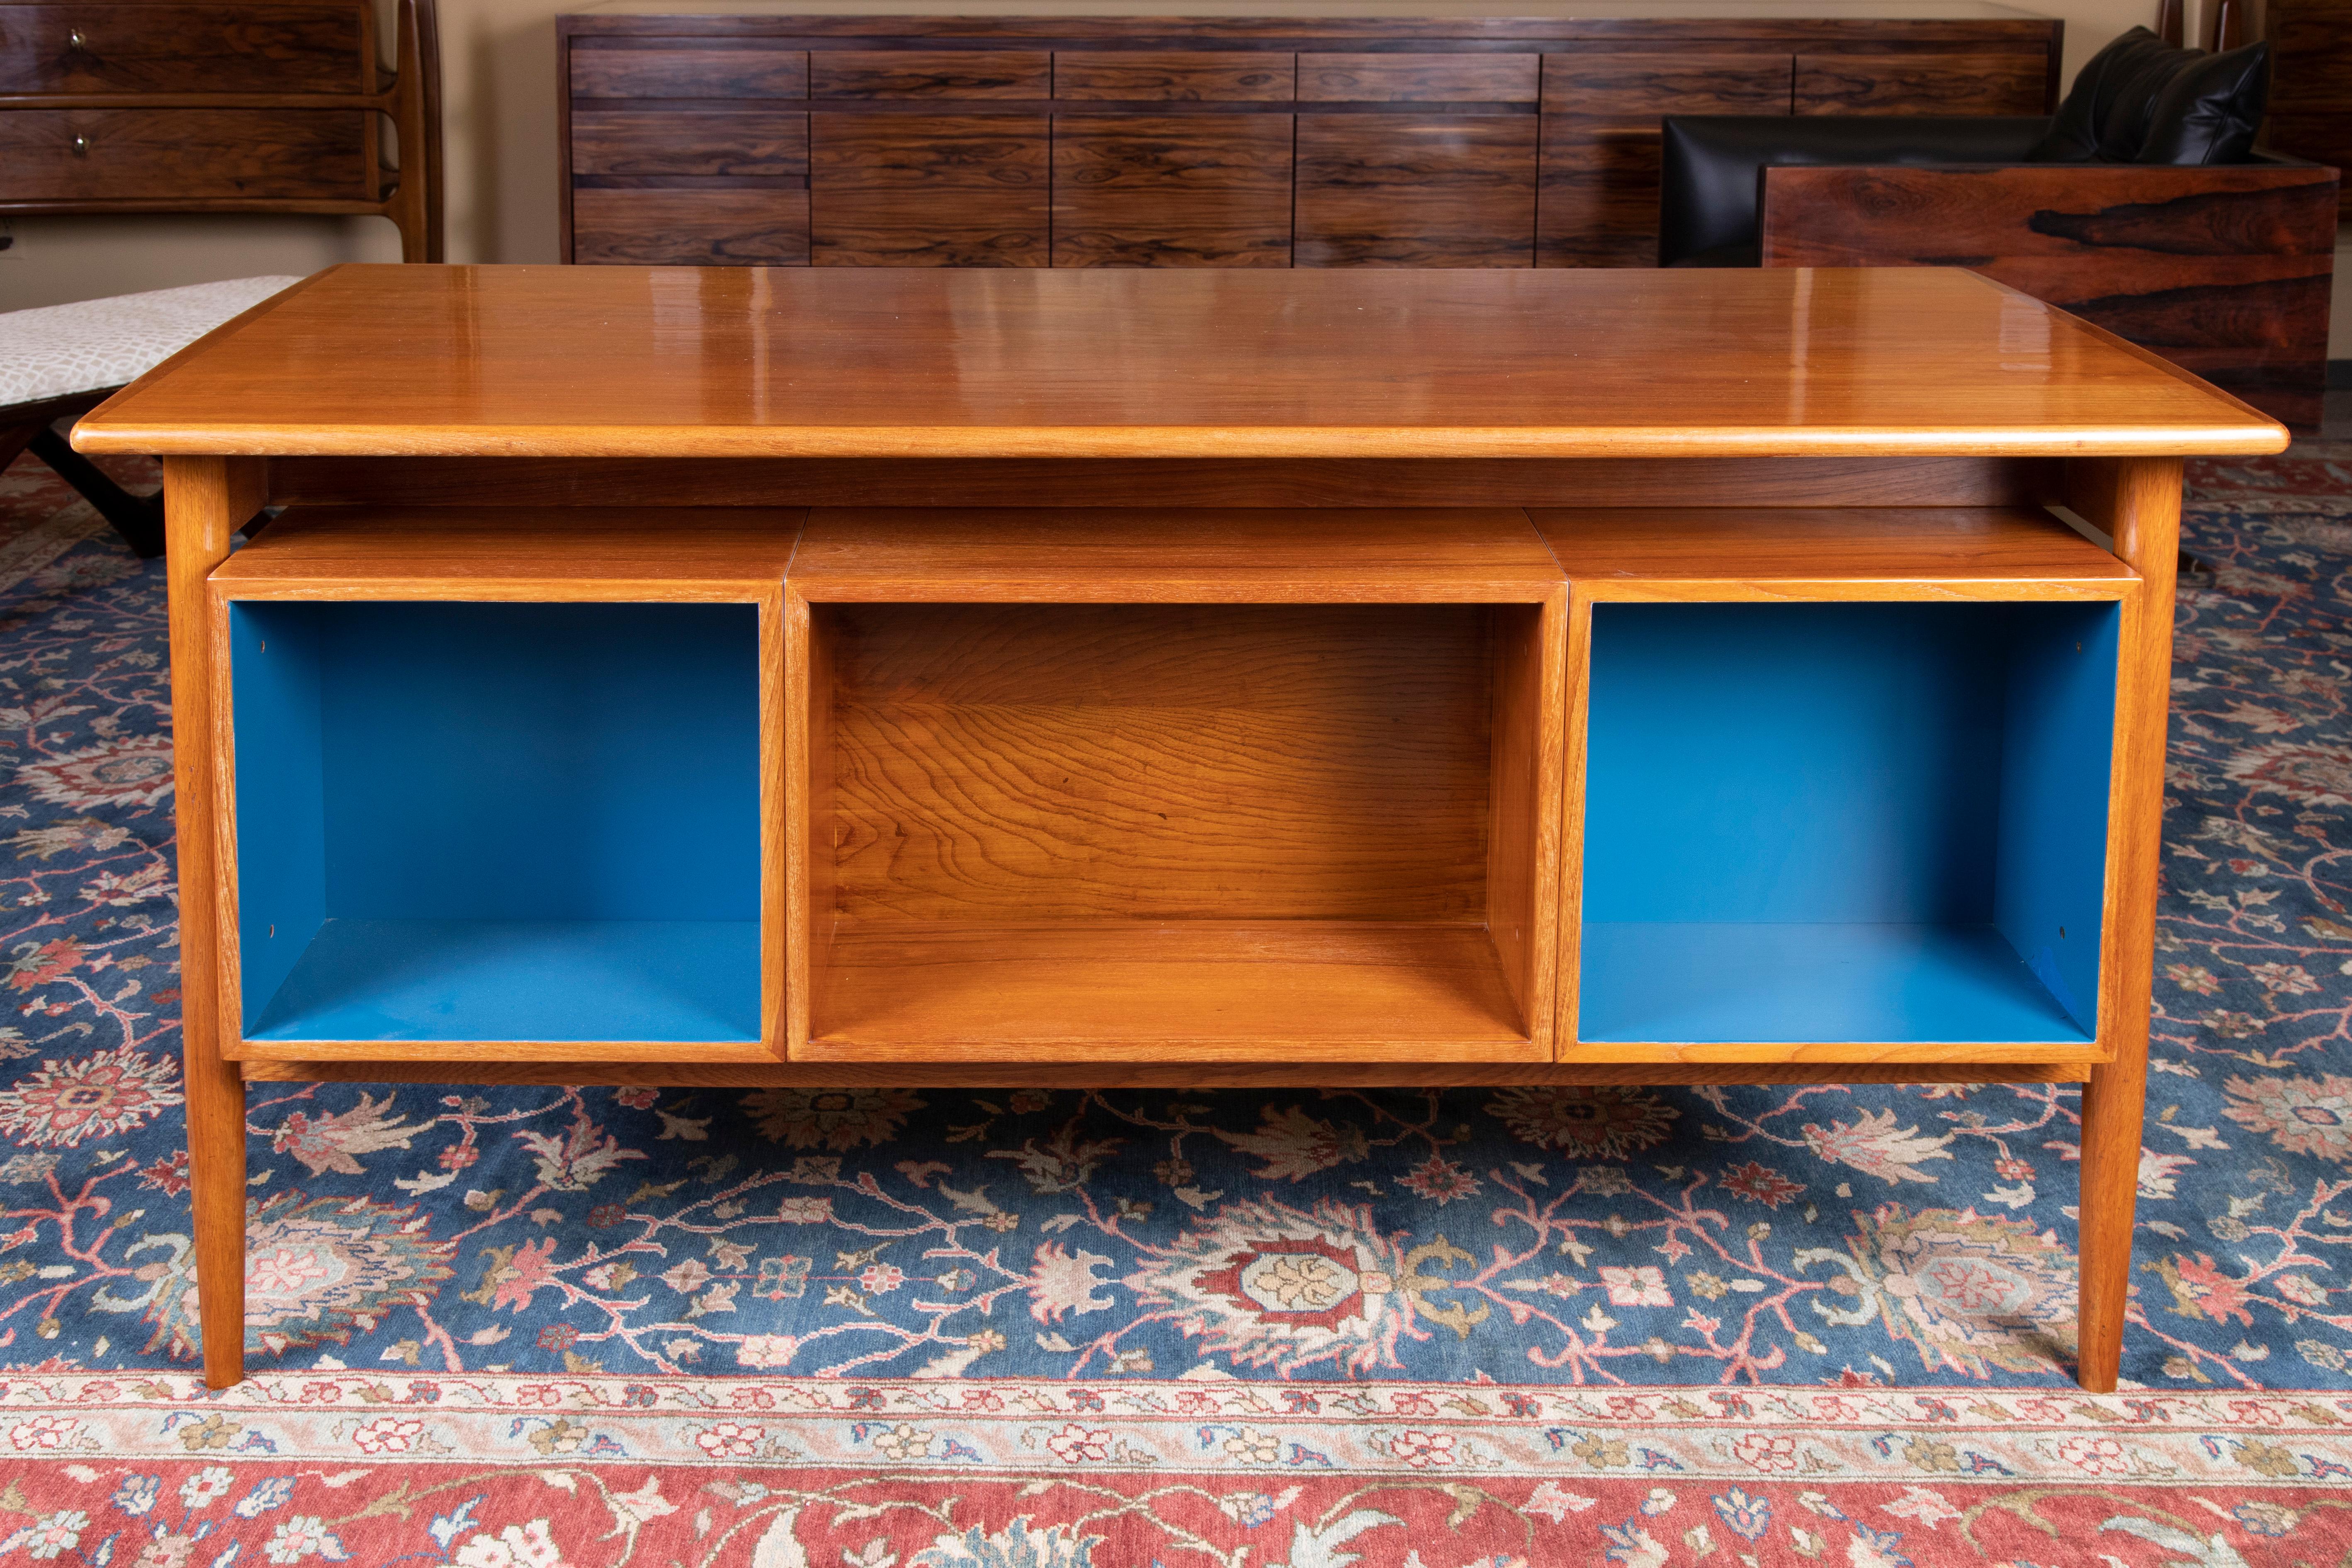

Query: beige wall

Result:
[3,0,2343,355]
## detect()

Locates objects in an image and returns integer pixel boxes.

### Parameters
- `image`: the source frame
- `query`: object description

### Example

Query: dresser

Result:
[558,0,2059,269]
[0,0,442,261]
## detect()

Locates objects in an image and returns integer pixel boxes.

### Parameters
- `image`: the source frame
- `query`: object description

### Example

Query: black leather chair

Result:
[1654,29,2337,426]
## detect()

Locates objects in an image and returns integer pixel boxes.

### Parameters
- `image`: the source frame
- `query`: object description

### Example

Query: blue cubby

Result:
[1577,600,2118,1045]
[229,600,762,1043]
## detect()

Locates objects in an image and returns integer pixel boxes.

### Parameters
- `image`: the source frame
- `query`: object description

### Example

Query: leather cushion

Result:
[2136,41,2271,164]
[2028,27,2180,161]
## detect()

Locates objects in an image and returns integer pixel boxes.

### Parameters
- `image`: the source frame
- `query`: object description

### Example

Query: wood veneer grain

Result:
[809,114,1046,265]
[1051,114,1293,268]
[1295,115,1537,267]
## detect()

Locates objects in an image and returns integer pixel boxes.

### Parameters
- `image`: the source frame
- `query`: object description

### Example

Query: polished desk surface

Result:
[571,0,2047,19]
[75,264,2289,461]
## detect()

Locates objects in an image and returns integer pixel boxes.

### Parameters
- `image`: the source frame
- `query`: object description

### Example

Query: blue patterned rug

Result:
[2,445,2349,1399]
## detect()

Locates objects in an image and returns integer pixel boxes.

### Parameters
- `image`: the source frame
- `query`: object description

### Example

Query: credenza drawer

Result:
[1053,50,1293,101]
[570,45,807,99]
[1793,51,2048,113]
[1299,52,1538,103]
[1540,51,1795,119]
[0,107,369,200]
[571,108,807,177]
[809,49,1049,99]
[572,187,810,264]
[0,3,366,94]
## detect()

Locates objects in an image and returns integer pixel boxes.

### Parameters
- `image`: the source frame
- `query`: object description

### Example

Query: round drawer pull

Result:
[66,28,86,49]
[71,135,89,157]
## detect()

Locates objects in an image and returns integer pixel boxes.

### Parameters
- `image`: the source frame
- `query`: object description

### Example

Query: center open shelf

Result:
[788,508,1567,1060]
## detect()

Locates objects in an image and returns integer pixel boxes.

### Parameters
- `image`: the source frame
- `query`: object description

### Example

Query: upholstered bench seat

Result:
[1,275,301,558]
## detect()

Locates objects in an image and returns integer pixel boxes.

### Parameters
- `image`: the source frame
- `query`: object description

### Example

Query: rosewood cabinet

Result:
[559,2,2059,270]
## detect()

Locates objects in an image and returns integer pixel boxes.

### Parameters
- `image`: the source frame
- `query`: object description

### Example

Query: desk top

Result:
[74,264,2288,462]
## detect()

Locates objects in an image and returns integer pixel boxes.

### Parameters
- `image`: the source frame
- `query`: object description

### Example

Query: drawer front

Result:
[1053,114,1293,267]
[1296,114,1537,267]
[810,113,1048,265]
[1536,128,1664,267]
[1054,50,1293,102]
[573,188,810,265]
[570,45,807,100]
[810,50,1049,100]
[1793,51,2047,114]
[0,4,364,95]
[1540,51,1795,120]
[572,109,808,178]
[0,107,369,201]
[1299,52,1538,104]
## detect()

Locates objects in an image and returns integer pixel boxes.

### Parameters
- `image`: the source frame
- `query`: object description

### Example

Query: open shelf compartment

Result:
[788,508,1566,1060]
[210,507,796,1057]
[1541,506,2138,1055]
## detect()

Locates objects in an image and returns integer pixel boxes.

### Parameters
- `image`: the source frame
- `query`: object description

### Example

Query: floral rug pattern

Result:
[2,437,2352,1561]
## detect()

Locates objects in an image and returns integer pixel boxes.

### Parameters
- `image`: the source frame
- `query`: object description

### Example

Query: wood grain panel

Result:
[1052,114,1292,267]
[810,114,1047,265]
[1296,115,1536,266]
[1539,49,1793,120]
[1793,50,2048,114]
[572,188,809,265]
[0,4,365,94]
[821,603,1495,922]
[809,49,1048,99]
[0,108,367,201]
[571,109,807,178]
[1537,52,1793,269]
[569,45,806,99]
[268,456,2064,512]
[1053,50,1292,101]
[1299,51,1537,102]
[1759,163,2340,425]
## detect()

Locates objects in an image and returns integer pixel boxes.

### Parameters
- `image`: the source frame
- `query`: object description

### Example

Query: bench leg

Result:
[30,426,163,559]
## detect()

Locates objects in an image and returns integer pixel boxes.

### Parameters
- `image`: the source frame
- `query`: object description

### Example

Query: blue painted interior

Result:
[1579,601,2117,1043]
[231,601,761,1042]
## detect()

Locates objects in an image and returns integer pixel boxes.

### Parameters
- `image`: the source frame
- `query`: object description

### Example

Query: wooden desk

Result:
[75,263,2285,1393]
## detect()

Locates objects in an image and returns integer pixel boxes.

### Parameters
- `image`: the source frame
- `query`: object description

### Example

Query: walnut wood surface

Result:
[1297,51,1538,102]
[1052,49,1293,101]
[573,188,809,264]
[809,113,1046,265]
[0,106,368,200]
[1295,114,1537,267]
[572,107,807,176]
[1051,114,1292,267]
[1792,49,2050,112]
[0,2,366,93]
[808,48,1047,98]
[555,12,2057,270]
[569,42,806,96]
[75,266,2288,460]
[1759,163,2341,426]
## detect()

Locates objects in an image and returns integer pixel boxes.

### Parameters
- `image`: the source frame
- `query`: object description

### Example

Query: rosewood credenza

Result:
[557,0,2060,268]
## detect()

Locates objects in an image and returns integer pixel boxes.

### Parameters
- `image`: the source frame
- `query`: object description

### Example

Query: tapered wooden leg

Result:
[2065,455,2182,1392]
[163,456,266,1389]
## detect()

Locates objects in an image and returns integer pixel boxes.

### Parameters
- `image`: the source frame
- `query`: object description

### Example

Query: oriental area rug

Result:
[0,433,2350,1566]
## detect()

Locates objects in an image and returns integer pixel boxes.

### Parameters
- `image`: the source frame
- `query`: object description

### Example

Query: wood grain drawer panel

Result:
[1793,51,2046,114]
[1296,115,1536,267]
[0,4,365,95]
[569,46,807,100]
[0,107,368,200]
[572,109,807,177]
[1053,114,1292,267]
[1537,127,1664,267]
[1054,50,1292,101]
[809,50,1048,99]
[572,187,810,264]
[1540,51,1793,120]
[1300,52,1538,103]
[810,114,1047,265]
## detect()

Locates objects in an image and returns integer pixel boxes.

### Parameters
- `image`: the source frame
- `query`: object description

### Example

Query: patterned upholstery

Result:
[0,275,304,410]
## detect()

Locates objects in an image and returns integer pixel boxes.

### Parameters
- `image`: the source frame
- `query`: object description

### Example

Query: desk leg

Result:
[164,457,265,1390]
[2073,455,2182,1393]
